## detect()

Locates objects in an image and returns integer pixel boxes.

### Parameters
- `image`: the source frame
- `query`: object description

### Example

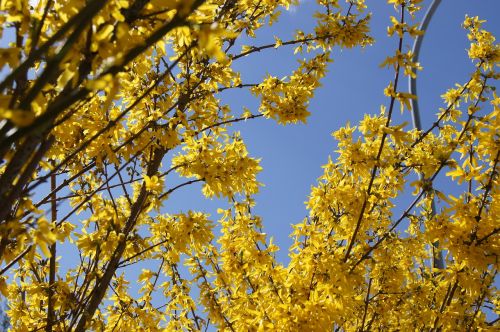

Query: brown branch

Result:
[343,4,405,262]
[231,36,318,60]
[476,227,499,245]
[475,149,499,223]
[118,239,170,268]
[158,179,203,200]
[359,278,372,332]
[0,246,32,276]
[46,170,57,332]
[0,135,54,223]
[431,278,459,331]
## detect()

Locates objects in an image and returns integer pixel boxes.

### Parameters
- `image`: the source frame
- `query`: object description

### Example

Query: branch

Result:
[343,4,406,262]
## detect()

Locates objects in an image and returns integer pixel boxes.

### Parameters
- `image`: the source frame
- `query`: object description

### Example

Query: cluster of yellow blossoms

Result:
[0,0,498,331]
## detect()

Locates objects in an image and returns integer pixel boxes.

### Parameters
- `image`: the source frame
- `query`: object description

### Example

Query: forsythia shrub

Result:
[0,0,498,331]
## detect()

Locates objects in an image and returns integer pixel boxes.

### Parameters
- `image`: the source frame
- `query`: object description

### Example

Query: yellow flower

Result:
[0,108,35,127]
[0,47,20,68]
[144,175,163,194]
